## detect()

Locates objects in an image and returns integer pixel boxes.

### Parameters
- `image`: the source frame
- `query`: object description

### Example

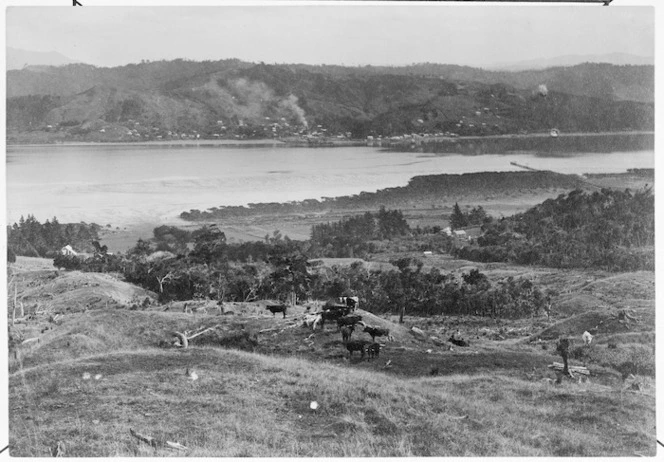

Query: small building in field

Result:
[60,245,78,256]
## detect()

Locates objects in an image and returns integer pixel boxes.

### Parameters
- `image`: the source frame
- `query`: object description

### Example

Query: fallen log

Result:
[129,428,158,448]
[173,324,221,348]
[166,441,188,451]
[548,362,590,376]
[410,327,426,338]
[187,325,219,340]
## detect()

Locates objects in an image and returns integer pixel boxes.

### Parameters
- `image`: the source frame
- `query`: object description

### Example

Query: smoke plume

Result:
[280,94,308,128]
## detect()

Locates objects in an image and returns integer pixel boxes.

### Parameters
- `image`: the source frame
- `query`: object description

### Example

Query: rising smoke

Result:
[279,94,308,128]
[223,79,308,128]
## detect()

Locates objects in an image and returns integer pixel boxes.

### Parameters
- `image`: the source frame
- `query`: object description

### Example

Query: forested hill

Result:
[6,59,654,142]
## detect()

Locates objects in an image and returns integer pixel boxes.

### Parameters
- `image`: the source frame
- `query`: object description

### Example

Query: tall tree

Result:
[450,202,468,230]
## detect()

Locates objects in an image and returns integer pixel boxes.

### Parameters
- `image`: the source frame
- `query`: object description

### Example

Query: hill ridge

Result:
[7,60,654,143]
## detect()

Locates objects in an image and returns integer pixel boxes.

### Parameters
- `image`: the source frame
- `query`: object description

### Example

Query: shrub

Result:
[53,254,82,270]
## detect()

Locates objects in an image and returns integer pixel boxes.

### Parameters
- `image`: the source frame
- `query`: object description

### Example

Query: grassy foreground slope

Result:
[10,345,655,457]
[7,259,656,457]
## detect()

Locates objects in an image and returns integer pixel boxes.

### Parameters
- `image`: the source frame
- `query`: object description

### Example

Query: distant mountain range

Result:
[489,53,654,71]
[6,58,654,143]
[7,47,79,70]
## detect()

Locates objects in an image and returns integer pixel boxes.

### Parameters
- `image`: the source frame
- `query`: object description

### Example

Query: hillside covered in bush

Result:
[6,60,654,142]
[456,187,654,271]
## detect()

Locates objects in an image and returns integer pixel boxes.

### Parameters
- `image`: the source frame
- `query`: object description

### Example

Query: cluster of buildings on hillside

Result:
[38,101,512,142]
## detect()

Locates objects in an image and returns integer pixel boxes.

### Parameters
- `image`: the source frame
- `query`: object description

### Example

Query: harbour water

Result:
[6,142,654,226]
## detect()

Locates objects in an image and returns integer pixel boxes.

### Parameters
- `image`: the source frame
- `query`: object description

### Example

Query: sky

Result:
[4,2,656,68]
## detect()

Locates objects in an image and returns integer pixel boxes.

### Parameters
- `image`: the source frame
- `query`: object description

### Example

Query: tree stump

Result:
[174,332,189,349]
[555,338,573,377]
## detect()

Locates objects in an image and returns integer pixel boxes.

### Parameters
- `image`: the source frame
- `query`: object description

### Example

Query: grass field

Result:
[9,346,657,457]
[7,257,657,457]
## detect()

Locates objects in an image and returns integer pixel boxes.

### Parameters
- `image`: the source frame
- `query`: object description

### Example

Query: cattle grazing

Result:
[363,325,392,342]
[338,296,359,311]
[367,342,380,360]
[582,331,593,346]
[345,340,369,358]
[320,306,350,328]
[448,336,469,347]
[337,314,363,330]
[340,325,354,343]
[266,304,287,318]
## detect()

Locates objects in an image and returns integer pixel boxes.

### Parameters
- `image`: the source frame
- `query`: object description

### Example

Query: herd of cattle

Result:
[265,296,391,359]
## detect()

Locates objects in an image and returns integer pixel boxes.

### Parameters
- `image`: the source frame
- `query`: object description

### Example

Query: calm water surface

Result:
[6,144,654,226]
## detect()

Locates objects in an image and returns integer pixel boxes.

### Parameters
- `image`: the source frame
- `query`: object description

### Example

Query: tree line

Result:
[14,186,653,318]
[7,215,100,260]
[52,222,546,319]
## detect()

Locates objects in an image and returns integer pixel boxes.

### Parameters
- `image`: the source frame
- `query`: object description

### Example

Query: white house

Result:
[60,245,77,256]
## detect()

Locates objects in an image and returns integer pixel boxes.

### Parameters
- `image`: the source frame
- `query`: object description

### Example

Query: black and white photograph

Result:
[3,0,659,457]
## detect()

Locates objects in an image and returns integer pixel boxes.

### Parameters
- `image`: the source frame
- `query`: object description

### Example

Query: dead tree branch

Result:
[173,324,221,348]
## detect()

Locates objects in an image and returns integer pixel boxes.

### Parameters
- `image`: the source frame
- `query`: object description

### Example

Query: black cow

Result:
[345,340,369,358]
[363,325,391,342]
[367,342,380,360]
[340,325,354,343]
[338,296,359,311]
[337,314,363,329]
[266,304,287,318]
[320,306,351,328]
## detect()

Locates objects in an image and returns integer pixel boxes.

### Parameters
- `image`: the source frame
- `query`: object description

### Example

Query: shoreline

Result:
[99,168,651,252]
[6,130,654,148]
[6,139,289,149]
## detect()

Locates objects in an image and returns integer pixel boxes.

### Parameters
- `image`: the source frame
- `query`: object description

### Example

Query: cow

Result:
[338,296,359,311]
[345,340,369,358]
[367,342,380,360]
[266,304,287,318]
[337,314,363,330]
[319,305,351,328]
[363,325,392,342]
[340,325,354,343]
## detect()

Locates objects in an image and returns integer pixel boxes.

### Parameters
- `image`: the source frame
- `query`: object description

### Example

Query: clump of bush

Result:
[455,188,654,272]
